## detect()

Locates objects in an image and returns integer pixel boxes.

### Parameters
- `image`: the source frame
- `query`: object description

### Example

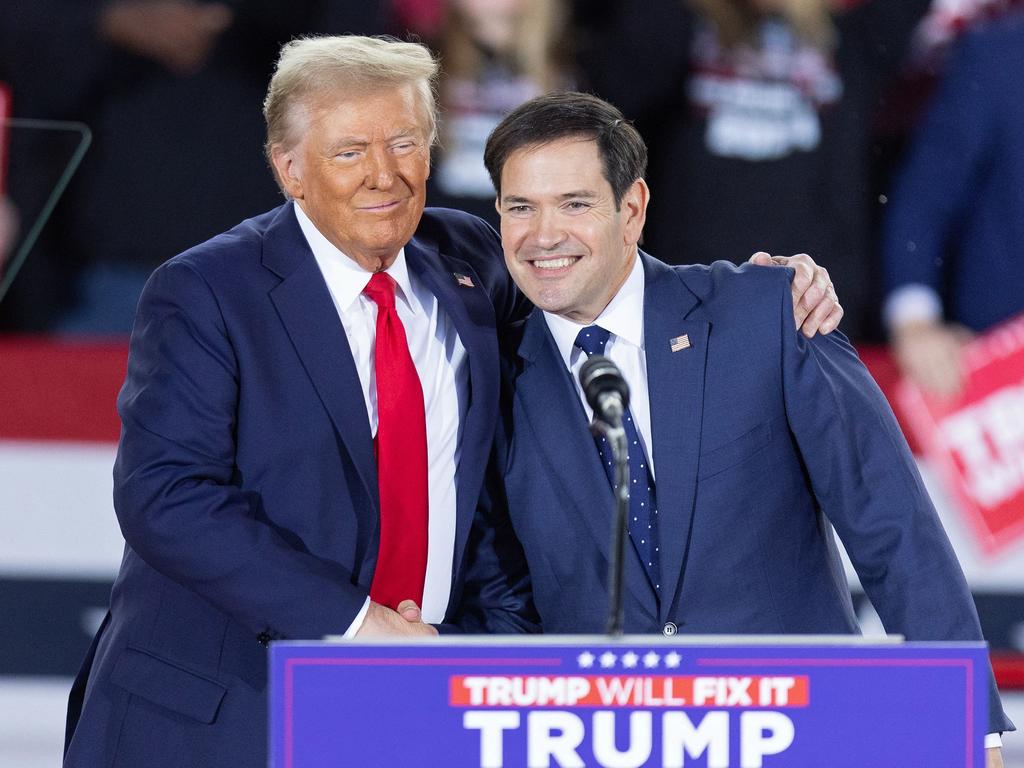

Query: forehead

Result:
[501,138,609,196]
[298,84,428,141]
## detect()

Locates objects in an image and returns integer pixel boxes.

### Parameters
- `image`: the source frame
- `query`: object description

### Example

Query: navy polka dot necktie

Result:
[574,325,661,595]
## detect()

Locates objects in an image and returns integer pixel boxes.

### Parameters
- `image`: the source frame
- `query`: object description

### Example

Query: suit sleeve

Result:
[113,259,369,640]
[775,271,1013,734]
[438,430,541,636]
[438,318,540,636]
[881,31,998,299]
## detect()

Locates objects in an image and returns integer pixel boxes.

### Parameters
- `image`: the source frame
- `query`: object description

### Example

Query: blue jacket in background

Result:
[883,14,1024,332]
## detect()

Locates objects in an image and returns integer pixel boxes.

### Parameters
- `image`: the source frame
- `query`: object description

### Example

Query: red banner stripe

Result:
[0,335,127,442]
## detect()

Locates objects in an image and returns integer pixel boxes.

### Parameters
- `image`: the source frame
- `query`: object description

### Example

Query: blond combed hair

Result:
[689,0,835,50]
[263,35,441,164]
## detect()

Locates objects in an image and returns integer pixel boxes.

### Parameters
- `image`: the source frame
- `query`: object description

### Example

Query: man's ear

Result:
[621,178,649,247]
[270,145,304,200]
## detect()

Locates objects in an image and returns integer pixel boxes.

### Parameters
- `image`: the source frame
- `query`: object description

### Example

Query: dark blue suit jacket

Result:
[883,15,1024,332]
[503,253,1012,733]
[63,203,538,767]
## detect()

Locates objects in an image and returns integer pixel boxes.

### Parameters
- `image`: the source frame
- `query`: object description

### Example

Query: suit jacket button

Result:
[662,622,678,637]
[257,631,272,646]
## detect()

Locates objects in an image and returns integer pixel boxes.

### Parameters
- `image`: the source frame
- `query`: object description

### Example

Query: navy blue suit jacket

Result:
[883,15,1024,332]
[503,253,1012,733]
[63,203,538,767]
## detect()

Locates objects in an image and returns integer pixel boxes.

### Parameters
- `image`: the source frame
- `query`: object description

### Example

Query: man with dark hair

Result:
[485,91,1013,761]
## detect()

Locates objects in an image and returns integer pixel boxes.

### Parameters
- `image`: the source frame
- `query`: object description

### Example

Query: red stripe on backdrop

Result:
[0,339,918,446]
[993,653,1024,690]
[0,335,127,442]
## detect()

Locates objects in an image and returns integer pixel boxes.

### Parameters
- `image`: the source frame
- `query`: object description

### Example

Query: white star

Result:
[599,651,617,668]
[622,652,639,668]
[577,651,595,668]
[665,652,682,668]
[643,651,661,668]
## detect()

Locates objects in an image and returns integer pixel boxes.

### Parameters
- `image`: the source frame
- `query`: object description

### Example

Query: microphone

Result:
[579,354,631,637]
[579,355,630,426]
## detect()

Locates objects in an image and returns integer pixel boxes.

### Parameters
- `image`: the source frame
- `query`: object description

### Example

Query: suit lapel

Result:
[262,203,379,510]
[642,254,710,621]
[516,310,654,612]
[406,235,498,584]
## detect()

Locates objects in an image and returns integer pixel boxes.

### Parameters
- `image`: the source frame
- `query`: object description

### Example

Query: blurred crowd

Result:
[0,0,1022,397]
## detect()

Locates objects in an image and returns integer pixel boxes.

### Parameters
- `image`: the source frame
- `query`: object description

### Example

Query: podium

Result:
[269,636,988,767]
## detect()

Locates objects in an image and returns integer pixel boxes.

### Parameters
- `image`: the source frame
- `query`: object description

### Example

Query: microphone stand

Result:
[591,416,629,637]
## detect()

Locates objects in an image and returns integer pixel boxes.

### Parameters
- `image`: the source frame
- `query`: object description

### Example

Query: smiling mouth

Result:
[360,200,403,212]
[530,256,580,271]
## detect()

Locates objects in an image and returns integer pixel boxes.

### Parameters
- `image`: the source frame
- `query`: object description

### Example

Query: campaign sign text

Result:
[269,639,987,767]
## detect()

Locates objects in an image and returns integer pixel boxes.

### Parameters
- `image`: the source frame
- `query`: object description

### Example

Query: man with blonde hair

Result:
[63,35,840,767]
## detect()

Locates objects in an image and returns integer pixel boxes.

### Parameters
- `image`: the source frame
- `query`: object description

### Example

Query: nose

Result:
[364,144,396,190]
[530,207,566,251]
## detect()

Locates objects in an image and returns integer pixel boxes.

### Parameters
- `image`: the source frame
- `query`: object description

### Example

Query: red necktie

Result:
[363,272,429,609]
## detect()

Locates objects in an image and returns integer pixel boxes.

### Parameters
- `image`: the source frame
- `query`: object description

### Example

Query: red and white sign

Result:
[899,313,1024,554]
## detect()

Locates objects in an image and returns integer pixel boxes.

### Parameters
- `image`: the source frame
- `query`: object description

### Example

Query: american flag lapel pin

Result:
[453,272,475,288]
[669,333,691,353]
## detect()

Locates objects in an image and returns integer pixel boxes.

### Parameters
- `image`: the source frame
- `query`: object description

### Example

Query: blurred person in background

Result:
[426,0,573,225]
[0,0,386,334]
[882,12,1024,398]
[581,0,932,342]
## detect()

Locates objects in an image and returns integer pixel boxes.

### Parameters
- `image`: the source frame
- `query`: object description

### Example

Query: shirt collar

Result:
[543,252,646,369]
[293,201,417,315]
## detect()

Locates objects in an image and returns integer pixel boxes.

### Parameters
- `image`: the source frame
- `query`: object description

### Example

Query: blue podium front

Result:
[269,636,988,767]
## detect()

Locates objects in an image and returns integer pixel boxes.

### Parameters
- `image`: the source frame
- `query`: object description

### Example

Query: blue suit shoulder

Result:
[158,205,285,283]
[666,257,794,328]
[419,206,523,322]
[958,12,1024,64]
[418,207,504,270]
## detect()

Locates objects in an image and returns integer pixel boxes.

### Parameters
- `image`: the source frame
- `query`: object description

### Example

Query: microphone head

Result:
[579,354,630,414]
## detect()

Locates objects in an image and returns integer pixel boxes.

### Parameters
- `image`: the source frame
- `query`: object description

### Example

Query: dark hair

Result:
[484,91,648,209]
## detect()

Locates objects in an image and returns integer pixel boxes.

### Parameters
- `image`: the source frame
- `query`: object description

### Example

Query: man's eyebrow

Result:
[326,137,368,153]
[325,129,421,153]
[501,190,600,205]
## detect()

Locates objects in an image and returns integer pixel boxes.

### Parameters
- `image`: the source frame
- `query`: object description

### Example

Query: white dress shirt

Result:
[294,203,468,630]
[543,252,655,477]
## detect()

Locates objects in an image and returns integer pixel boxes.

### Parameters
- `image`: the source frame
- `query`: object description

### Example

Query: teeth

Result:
[534,258,576,270]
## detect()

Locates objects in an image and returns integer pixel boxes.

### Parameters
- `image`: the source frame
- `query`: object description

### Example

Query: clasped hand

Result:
[355,600,438,638]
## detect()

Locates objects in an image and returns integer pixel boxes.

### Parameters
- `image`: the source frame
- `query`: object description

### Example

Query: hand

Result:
[100,1,233,75]
[748,252,843,337]
[986,746,1003,768]
[355,600,438,638]
[891,319,972,399]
